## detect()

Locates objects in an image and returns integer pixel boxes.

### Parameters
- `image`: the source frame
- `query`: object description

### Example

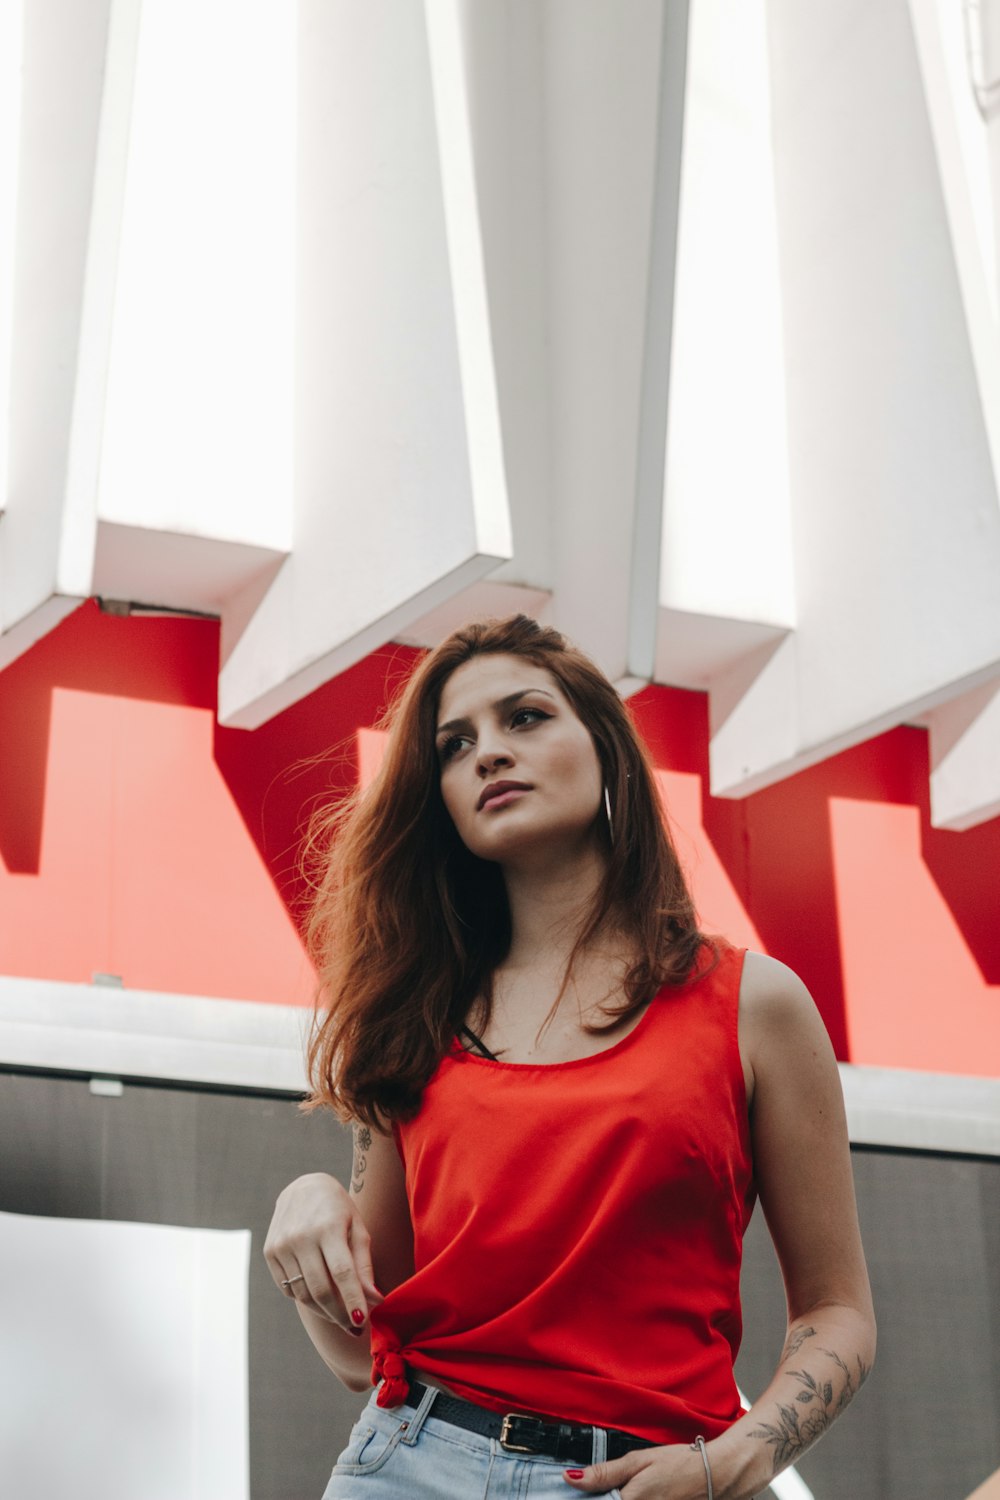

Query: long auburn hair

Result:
[304,615,711,1126]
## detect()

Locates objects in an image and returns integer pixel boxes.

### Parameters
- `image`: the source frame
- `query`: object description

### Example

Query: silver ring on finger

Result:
[280,1274,305,1289]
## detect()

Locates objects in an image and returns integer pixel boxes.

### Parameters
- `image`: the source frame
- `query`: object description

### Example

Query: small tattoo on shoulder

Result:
[351,1124,373,1193]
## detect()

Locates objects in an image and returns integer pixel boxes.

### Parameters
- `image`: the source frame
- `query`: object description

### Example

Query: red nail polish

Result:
[564,1470,585,1481]
[351,1308,365,1326]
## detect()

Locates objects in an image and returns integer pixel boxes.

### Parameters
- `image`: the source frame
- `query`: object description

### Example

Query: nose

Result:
[476,743,513,777]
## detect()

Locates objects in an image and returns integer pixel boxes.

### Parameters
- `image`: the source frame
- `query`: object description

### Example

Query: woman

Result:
[265,616,875,1499]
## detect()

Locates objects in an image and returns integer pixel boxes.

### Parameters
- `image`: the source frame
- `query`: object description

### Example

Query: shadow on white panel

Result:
[0,1210,249,1500]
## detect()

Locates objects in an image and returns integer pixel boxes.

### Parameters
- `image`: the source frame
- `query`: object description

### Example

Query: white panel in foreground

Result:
[770,1465,816,1498]
[0,1211,250,1500]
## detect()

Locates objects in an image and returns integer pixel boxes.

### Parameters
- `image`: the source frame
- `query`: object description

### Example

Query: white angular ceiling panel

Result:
[0,0,24,531]
[1,0,297,654]
[908,0,1000,488]
[217,0,511,727]
[927,676,1000,830]
[704,0,1000,822]
[93,0,296,557]
[2,0,999,833]
[1,0,127,664]
[454,0,678,683]
[655,0,796,693]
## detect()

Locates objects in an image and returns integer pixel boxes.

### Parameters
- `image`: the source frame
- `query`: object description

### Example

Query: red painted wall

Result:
[0,601,415,1004]
[1,602,997,1073]
[630,688,1000,1075]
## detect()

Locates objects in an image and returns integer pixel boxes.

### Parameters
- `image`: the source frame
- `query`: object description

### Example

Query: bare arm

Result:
[263,1122,415,1392]
[714,953,876,1491]
[567,952,876,1499]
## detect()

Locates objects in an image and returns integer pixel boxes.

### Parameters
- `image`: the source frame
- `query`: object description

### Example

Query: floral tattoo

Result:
[351,1124,373,1193]
[750,1346,871,1471]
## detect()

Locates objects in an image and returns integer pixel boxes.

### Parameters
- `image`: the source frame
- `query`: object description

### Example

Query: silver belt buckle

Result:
[500,1413,544,1453]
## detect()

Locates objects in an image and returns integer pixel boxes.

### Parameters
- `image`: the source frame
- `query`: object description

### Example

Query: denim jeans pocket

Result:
[331,1408,406,1476]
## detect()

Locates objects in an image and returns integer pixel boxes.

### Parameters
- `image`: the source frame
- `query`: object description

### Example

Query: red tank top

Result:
[369,942,755,1443]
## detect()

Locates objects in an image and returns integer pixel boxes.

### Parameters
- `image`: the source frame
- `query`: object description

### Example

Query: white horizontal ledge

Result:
[838,1061,1000,1157]
[0,976,998,1155]
[0,975,311,1095]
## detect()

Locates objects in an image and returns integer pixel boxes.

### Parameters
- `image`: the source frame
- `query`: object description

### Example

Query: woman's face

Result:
[435,654,605,867]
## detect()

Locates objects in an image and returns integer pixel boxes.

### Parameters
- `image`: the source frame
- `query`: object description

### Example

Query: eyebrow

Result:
[436,688,556,738]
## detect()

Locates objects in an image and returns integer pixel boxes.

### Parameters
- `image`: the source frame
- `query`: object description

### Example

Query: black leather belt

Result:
[405,1381,659,1466]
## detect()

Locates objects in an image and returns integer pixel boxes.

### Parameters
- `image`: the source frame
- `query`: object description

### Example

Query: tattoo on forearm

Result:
[351,1125,372,1193]
[780,1325,817,1363]
[750,1347,872,1472]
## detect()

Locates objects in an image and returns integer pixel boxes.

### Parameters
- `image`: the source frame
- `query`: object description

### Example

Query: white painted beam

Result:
[628,0,691,684]
[397,580,552,651]
[907,0,1000,493]
[2,0,124,652]
[2,0,295,658]
[707,0,1000,799]
[58,0,144,601]
[218,0,511,729]
[93,0,295,561]
[655,0,796,692]
[0,0,25,532]
[2,976,998,1158]
[926,675,1000,829]
[425,0,512,565]
[0,976,311,1095]
[838,1060,1000,1157]
[452,0,677,679]
[452,0,552,600]
[539,0,665,680]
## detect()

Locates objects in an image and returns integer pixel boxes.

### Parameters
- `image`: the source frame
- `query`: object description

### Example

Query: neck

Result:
[501,840,610,973]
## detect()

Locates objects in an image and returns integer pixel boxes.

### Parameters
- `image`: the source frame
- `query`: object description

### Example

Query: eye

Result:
[438,734,470,764]
[510,706,550,729]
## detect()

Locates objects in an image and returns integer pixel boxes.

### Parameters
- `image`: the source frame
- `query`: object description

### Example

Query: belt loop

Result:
[400,1381,439,1446]
[591,1423,609,1466]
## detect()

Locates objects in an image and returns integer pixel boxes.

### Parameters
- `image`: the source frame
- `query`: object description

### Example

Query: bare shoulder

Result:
[740,948,816,1015]
[738,950,837,1102]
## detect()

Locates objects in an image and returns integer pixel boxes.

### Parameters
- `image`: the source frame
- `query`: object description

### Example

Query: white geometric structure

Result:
[2,0,999,825]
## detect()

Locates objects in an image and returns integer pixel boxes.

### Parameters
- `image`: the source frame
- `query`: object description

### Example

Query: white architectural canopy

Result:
[2,0,1000,828]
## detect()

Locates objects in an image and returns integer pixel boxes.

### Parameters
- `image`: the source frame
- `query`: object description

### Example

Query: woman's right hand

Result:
[263,1172,384,1335]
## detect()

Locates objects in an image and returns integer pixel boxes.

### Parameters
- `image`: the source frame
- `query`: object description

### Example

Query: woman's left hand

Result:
[562,1441,714,1497]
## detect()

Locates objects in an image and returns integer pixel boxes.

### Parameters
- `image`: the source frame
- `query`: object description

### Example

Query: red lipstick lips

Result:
[477,780,531,811]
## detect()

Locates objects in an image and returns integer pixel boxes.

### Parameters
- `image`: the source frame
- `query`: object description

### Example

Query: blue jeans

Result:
[322,1383,625,1499]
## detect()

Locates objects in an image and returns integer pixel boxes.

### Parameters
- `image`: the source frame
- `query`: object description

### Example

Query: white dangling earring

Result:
[604,784,613,843]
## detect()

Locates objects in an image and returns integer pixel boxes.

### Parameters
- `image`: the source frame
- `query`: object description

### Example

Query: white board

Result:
[0,1209,250,1500]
